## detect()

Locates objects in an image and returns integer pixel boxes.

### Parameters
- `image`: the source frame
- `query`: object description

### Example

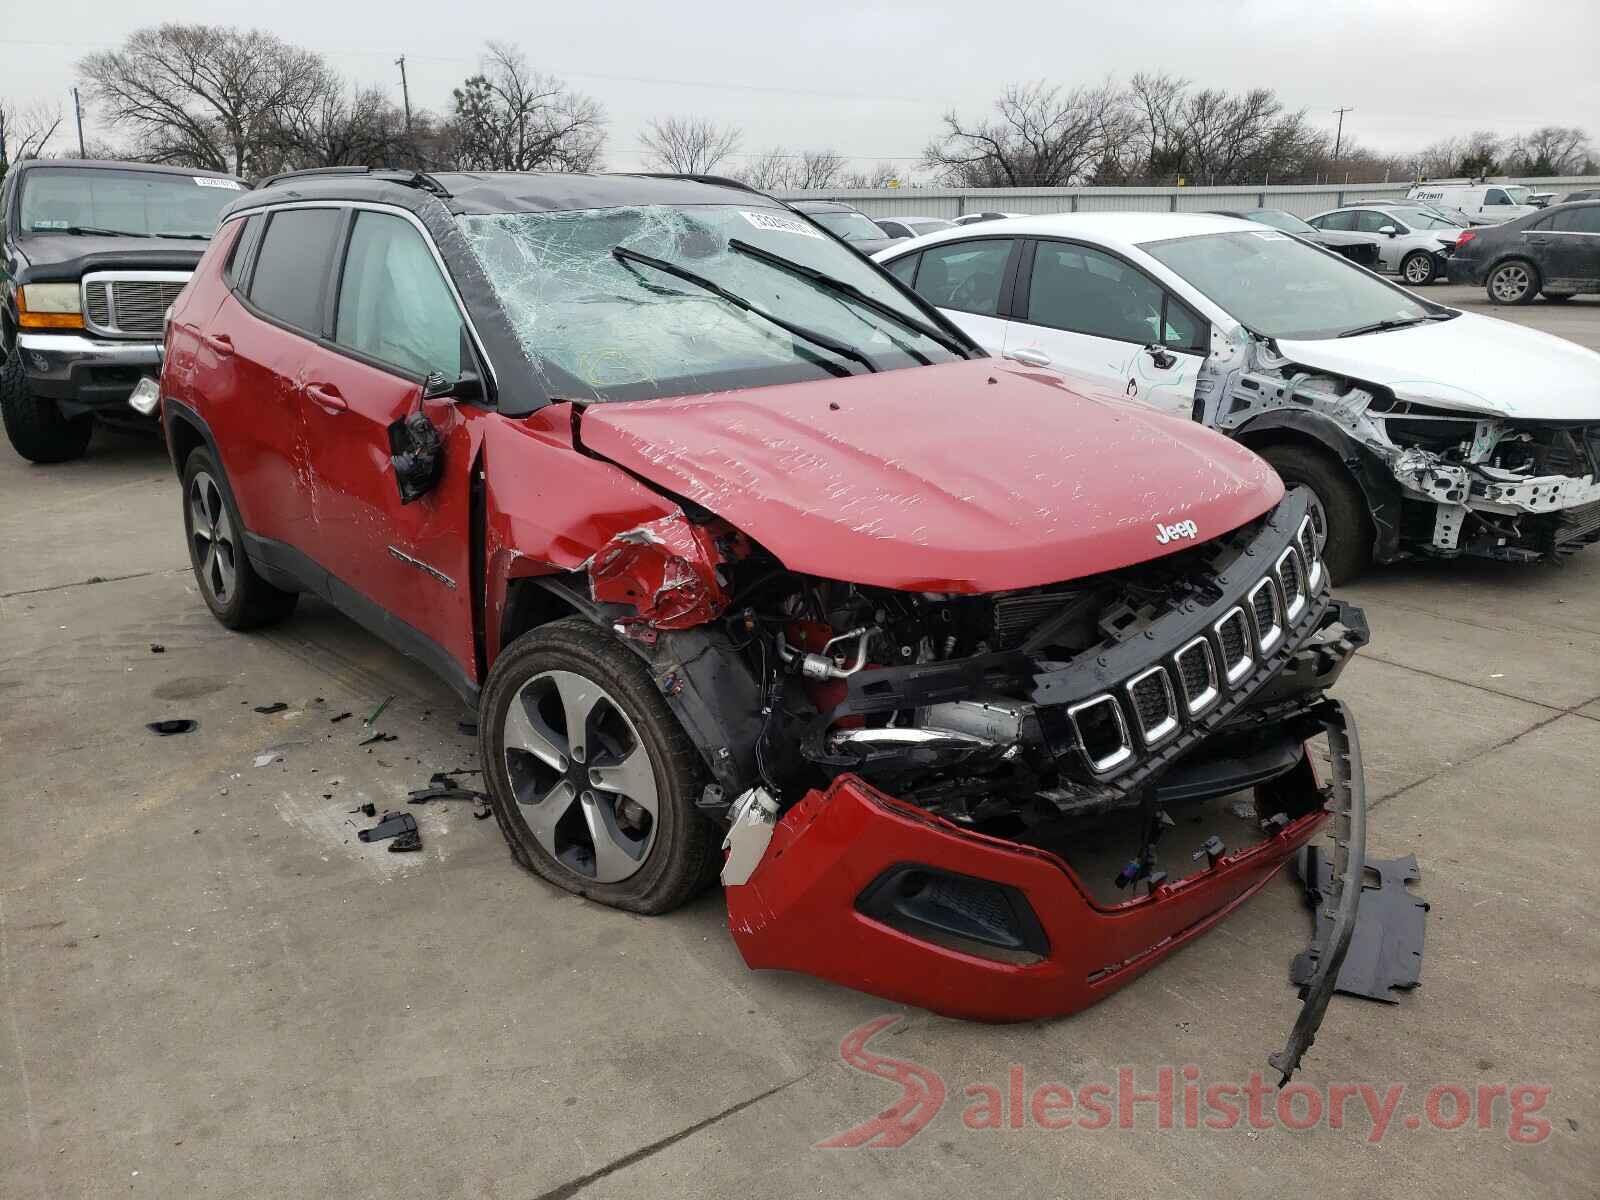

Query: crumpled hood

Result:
[1276,311,1600,422]
[577,359,1281,593]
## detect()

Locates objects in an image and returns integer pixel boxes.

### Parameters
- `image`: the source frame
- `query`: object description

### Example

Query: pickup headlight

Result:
[17,283,83,329]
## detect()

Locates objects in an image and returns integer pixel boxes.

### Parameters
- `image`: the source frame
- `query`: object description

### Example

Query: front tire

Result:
[1487,260,1539,305]
[1258,443,1373,584]
[181,448,298,629]
[481,617,715,914]
[0,349,93,463]
[1401,251,1436,286]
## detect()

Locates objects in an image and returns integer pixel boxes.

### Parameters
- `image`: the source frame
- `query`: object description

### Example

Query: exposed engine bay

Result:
[1197,334,1600,563]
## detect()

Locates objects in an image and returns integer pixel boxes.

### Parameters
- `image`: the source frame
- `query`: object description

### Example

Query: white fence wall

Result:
[773,177,1599,220]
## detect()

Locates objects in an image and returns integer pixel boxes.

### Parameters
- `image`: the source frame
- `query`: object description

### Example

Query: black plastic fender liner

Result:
[1233,410,1405,564]
[1269,697,1367,1083]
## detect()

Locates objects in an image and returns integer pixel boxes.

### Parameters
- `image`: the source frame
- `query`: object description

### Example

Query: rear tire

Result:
[480,617,716,914]
[1487,259,1539,305]
[1400,251,1436,286]
[1257,443,1373,585]
[0,349,93,463]
[181,448,298,629]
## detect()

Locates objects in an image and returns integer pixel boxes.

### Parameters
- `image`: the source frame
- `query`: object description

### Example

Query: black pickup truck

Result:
[1,159,247,462]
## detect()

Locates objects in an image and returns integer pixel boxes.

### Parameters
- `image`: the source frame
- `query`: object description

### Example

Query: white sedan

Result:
[876,212,1600,580]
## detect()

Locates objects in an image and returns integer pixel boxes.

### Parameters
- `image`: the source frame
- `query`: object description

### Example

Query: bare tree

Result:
[923,82,1121,187]
[266,81,406,173]
[0,100,64,180]
[638,115,741,174]
[788,148,846,190]
[447,42,605,172]
[1506,125,1591,176]
[737,146,792,190]
[79,24,329,174]
[839,161,899,189]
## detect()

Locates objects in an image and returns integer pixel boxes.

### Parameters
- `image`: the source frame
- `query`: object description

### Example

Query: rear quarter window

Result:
[222,214,263,288]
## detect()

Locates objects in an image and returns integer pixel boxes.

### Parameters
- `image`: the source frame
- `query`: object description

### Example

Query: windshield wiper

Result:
[1337,316,1433,338]
[52,225,153,238]
[153,232,211,241]
[728,237,969,360]
[612,246,879,375]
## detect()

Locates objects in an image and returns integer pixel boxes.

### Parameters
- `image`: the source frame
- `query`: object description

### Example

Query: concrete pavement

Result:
[3,300,1598,1197]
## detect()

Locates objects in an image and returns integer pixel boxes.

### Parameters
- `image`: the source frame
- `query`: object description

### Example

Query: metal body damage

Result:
[1198,332,1600,564]
[160,170,1385,1079]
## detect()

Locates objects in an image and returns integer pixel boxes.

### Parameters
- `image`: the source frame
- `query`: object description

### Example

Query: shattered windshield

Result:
[458,204,960,403]
[1144,230,1433,341]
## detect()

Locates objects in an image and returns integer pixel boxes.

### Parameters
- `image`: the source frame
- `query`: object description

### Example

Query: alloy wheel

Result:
[1404,254,1432,284]
[502,669,659,884]
[188,471,237,606]
[1490,264,1531,302]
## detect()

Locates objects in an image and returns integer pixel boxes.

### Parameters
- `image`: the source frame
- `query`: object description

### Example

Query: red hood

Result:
[577,360,1281,593]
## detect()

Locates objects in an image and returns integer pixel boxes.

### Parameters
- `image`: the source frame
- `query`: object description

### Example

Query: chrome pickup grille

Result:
[81,272,190,338]
[1062,510,1325,769]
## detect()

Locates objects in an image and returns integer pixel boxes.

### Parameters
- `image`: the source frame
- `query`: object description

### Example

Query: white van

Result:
[1406,182,1540,225]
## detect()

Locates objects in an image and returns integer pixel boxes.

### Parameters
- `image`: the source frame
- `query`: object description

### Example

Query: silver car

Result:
[1305,204,1461,285]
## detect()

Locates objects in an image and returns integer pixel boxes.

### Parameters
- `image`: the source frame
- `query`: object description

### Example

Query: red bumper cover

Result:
[726,771,1326,1022]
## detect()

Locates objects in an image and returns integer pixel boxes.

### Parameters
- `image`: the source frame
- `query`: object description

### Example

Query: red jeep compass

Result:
[159,168,1371,1078]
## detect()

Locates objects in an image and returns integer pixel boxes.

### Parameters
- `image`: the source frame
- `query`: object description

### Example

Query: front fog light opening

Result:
[856,863,1049,958]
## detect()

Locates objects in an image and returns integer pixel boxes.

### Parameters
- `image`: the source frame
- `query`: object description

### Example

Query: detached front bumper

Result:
[15,332,162,418]
[727,701,1367,1075]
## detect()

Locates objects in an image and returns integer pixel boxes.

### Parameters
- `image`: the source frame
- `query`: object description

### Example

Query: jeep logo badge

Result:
[1155,519,1199,545]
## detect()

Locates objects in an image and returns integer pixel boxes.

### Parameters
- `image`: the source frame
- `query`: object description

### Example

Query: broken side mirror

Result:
[421,369,483,404]
[389,410,444,504]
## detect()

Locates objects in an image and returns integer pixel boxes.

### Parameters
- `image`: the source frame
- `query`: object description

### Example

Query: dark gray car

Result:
[1,159,246,462]
[1446,200,1600,304]
[787,199,904,256]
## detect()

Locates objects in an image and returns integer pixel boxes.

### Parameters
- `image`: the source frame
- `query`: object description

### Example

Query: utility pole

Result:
[1332,106,1354,162]
[72,87,86,157]
[395,55,413,136]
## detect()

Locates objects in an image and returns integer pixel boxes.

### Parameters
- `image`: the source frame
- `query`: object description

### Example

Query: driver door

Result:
[296,207,483,681]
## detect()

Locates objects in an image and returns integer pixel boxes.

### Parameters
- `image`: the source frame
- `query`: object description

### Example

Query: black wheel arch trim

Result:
[1231,410,1404,564]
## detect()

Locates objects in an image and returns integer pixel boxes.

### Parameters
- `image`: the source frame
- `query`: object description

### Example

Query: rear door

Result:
[1536,206,1600,289]
[297,206,482,679]
[1307,209,1363,256]
[201,206,344,544]
[901,236,1019,354]
[1001,238,1207,416]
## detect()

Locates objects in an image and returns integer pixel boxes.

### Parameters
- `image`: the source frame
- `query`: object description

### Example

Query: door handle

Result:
[1004,347,1052,367]
[1144,344,1177,370]
[304,382,347,413]
[201,332,233,357]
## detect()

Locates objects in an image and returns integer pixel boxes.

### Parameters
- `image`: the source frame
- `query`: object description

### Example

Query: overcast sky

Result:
[4,0,1597,174]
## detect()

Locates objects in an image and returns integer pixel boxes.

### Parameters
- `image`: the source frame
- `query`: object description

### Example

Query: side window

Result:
[1319,210,1357,231]
[884,253,919,286]
[1485,189,1511,206]
[1549,207,1600,234]
[1025,242,1165,344]
[334,211,464,379]
[1159,296,1206,352]
[249,208,342,334]
[878,221,908,239]
[912,239,1013,315]
[222,214,262,288]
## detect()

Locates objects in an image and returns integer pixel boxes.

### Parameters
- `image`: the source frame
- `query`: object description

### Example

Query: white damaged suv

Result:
[875,212,1600,581]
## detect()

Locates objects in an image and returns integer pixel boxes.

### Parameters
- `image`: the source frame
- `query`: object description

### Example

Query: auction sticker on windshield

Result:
[194,177,244,189]
[741,210,824,239]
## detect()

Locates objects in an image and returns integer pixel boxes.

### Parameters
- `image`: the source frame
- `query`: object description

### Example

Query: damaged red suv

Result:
[160,169,1370,1077]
